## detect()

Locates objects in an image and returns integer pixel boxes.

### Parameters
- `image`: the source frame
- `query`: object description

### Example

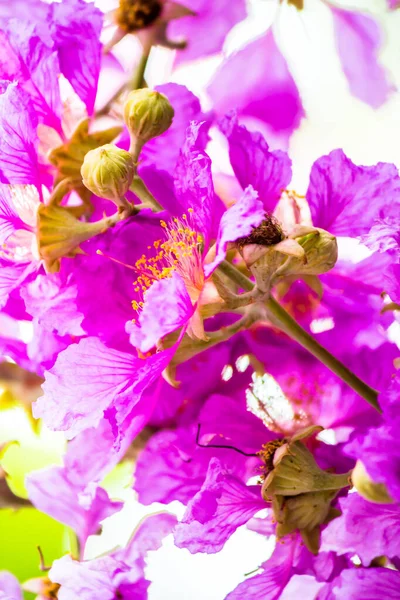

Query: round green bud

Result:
[123,89,174,147]
[81,144,135,206]
[352,460,393,504]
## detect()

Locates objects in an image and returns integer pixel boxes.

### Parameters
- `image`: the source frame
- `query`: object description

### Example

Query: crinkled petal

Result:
[3,20,62,131]
[385,263,400,303]
[34,337,177,438]
[127,273,193,353]
[322,494,400,565]
[204,186,264,276]
[330,7,394,108]
[0,82,41,186]
[174,122,221,246]
[26,466,123,548]
[220,112,292,212]
[119,512,177,565]
[317,568,400,600]
[21,273,84,337]
[48,0,103,115]
[0,260,36,310]
[209,31,304,138]
[174,457,265,553]
[307,149,400,236]
[360,216,400,256]
[169,0,246,64]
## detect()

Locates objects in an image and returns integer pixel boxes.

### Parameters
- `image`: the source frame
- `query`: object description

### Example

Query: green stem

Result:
[130,176,163,211]
[218,261,381,413]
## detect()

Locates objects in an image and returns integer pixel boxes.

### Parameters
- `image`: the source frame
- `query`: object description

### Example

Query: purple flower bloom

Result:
[0,572,22,600]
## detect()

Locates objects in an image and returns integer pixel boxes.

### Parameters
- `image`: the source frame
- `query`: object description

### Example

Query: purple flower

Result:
[127,123,265,352]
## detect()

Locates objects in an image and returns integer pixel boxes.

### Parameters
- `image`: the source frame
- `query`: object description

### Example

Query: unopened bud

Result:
[123,89,174,152]
[81,144,135,207]
[352,460,393,504]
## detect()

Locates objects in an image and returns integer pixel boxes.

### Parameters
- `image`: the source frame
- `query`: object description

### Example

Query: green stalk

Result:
[218,261,381,412]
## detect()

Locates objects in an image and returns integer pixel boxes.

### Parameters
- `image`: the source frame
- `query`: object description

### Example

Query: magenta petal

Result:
[48,0,102,115]
[220,112,292,212]
[4,19,62,132]
[26,466,123,548]
[34,337,177,439]
[330,7,394,108]
[209,31,304,137]
[174,457,265,553]
[174,121,220,246]
[317,568,400,600]
[204,186,264,276]
[127,273,193,353]
[307,149,400,236]
[322,495,400,565]
[0,82,41,186]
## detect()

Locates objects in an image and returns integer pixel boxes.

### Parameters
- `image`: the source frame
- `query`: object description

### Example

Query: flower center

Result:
[115,0,163,32]
[132,211,204,311]
[236,215,285,248]
[257,438,286,480]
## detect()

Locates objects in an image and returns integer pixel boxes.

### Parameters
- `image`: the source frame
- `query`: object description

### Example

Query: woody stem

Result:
[218,260,381,413]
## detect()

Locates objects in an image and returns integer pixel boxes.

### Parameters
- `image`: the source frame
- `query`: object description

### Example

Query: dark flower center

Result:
[115,0,163,32]
[257,438,286,479]
[236,215,285,248]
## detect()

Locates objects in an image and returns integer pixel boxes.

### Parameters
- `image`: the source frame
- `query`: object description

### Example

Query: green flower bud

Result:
[81,144,135,208]
[352,460,393,504]
[123,89,174,151]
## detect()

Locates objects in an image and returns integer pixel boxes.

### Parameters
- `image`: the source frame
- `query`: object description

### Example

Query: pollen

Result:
[131,212,205,314]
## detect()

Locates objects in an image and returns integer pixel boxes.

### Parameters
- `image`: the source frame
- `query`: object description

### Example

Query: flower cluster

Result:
[0,1,399,599]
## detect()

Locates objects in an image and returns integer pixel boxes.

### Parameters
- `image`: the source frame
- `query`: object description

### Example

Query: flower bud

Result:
[81,144,135,207]
[352,460,393,504]
[123,89,174,151]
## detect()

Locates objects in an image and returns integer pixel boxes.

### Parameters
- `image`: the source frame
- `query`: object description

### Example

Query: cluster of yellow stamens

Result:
[131,209,205,313]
